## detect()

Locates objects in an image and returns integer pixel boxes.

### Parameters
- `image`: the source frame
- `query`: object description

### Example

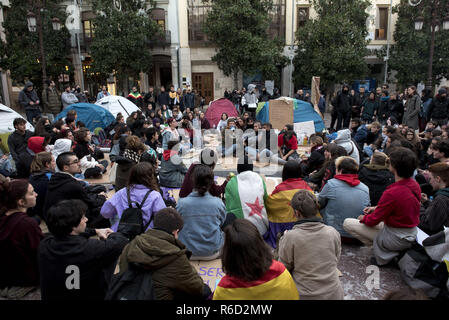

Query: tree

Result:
[378,0,449,88]
[0,0,73,93]
[203,0,287,89]
[89,0,162,95]
[293,0,370,97]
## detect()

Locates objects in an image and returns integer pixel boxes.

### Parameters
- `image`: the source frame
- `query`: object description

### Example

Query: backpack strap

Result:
[126,187,133,208]
[139,190,153,230]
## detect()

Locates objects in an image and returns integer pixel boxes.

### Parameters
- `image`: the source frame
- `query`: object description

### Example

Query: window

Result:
[188,4,211,43]
[268,0,286,40]
[83,20,94,38]
[375,7,389,40]
[297,7,309,31]
[151,8,165,31]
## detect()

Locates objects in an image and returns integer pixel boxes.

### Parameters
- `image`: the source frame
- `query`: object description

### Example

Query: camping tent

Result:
[256,97,325,132]
[0,104,34,153]
[95,95,140,117]
[55,103,115,132]
[205,98,240,128]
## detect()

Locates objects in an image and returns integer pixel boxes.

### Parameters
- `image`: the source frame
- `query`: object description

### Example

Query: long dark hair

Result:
[127,162,160,192]
[282,160,303,181]
[192,164,214,196]
[221,219,272,282]
[0,179,29,214]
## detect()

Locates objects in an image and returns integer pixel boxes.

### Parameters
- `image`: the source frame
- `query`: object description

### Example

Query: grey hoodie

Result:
[19,81,40,111]
[333,129,360,165]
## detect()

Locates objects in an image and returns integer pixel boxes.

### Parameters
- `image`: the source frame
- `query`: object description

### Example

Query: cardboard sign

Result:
[190,259,224,292]
[268,99,294,131]
[294,120,316,137]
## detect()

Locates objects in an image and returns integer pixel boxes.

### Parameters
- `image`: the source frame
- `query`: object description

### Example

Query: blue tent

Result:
[55,103,115,132]
[256,98,325,132]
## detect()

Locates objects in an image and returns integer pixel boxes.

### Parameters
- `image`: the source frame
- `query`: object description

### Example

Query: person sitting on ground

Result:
[308,144,348,191]
[144,126,160,159]
[118,208,211,300]
[73,128,108,179]
[179,148,229,198]
[177,164,226,260]
[162,117,180,150]
[358,152,395,206]
[350,118,368,150]
[302,135,325,175]
[217,113,228,132]
[343,147,420,266]
[265,160,312,248]
[213,219,298,300]
[224,156,269,236]
[333,128,360,165]
[0,179,43,299]
[29,152,56,221]
[244,121,286,165]
[419,162,449,235]
[430,140,449,164]
[44,152,109,228]
[114,135,146,191]
[279,190,343,300]
[101,162,166,232]
[362,122,382,158]
[278,124,299,161]
[159,140,188,188]
[38,200,129,300]
[110,124,131,162]
[220,118,242,158]
[318,156,370,243]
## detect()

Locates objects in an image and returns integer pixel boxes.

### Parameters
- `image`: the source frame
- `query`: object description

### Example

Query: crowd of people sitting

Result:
[1,82,448,301]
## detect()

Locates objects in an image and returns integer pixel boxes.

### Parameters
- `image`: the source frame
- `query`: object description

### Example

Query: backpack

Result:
[117,187,153,240]
[105,263,155,300]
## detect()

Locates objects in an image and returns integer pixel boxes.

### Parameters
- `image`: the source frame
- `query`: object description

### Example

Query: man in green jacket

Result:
[42,80,62,120]
[119,208,211,300]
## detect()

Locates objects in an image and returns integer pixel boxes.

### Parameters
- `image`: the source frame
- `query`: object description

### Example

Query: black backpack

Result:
[117,187,153,240]
[105,263,155,300]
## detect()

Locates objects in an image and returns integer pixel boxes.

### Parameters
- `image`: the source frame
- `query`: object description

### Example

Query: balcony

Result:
[148,30,171,47]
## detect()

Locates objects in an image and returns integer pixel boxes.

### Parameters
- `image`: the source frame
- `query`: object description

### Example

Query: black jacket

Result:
[73,141,92,160]
[419,189,449,236]
[43,172,106,223]
[29,171,53,219]
[157,92,170,107]
[7,130,33,162]
[38,231,128,300]
[428,95,449,121]
[333,90,351,113]
[182,93,195,110]
[358,165,394,206]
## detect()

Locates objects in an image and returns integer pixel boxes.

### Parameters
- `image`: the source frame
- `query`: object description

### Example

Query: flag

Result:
[264,178,313,248]
[213,260,299,300]
[225,171,269,235]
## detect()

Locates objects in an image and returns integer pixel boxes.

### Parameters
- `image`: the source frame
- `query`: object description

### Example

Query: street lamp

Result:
[27,12,37,32]
[411,1,449,90]
[27,5,62,89]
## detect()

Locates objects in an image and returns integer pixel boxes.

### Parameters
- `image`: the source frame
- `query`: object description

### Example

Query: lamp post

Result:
[27,4,61,89]
[410,0,449,90]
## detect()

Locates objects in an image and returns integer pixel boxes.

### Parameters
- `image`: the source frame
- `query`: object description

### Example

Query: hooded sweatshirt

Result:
[18,81,40,111]
[118,229,205,300]
[52,139,72,160]
[27,136,45,154]
[358,164,395,206]
[361,178,421,228]
[38,232,128,300]
[419,187,449,236]
[333,174,360,187]
[333,129,360,165]
[0,211,44,288]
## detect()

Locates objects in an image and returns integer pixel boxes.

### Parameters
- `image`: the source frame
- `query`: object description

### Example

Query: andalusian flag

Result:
[264,178,313,248]
[225,171,269,236]
[213,260,299,300]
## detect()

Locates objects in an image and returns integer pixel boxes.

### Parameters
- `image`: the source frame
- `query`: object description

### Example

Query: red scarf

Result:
[334,174,360,187]
[163,149,177,161]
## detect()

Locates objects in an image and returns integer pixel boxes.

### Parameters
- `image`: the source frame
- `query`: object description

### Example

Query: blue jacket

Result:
[177,191,226,256]
[318,178,370,238]
[353,124,368,145]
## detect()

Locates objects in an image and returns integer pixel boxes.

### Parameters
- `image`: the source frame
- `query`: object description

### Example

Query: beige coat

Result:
[278,218,344,300]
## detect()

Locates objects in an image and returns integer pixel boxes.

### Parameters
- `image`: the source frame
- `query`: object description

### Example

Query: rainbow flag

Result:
[264,178,312,248]
[213,260,299,300]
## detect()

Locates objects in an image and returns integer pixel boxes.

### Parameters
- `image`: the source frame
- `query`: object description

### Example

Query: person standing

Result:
[96,85,110,101]
[74,85,88,103]
[157,86,170,108]
[403,86,421,131]
[332,84,351,130]
[7,118,34,178]
[427,88,449,127]
[127,86,143,109]
[19,81,41,124]
[242,84,258,118]
[42,80,62,120]
[182,87,195,112]
[61,85,79,110]
[143,86,156,114]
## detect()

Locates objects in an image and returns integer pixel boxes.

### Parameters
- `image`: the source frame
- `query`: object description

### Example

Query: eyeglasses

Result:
[69,159,80,165]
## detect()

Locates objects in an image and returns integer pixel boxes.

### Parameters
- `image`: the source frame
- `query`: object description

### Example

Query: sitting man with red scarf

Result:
[318,156,370,244]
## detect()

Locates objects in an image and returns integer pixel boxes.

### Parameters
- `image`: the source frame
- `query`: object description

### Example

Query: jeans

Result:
[245,146,287,165]
[25,109,41,124]
[363,146,374,158]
